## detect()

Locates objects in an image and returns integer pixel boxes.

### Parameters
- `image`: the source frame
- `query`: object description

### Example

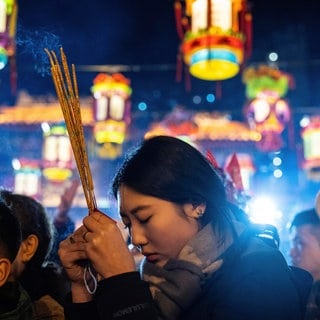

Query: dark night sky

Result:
[1,0,320,114]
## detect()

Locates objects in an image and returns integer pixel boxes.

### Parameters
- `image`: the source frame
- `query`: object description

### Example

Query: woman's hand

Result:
[82,210,136,279]
[58,226,92,302]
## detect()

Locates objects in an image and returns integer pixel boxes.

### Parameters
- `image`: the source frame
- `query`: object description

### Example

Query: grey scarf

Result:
[141,223,241,319]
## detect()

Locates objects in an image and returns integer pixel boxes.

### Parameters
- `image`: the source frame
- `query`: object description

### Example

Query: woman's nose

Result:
[130,225,148,248]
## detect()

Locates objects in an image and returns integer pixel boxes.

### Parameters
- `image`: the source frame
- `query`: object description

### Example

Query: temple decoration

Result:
[174,0,252,81]
[12,158,41,199]
[242,64,294,152]
[224,152,255,192]
[0,0,18,93]
[207,151,249,209]
[91,73,132,159]
[145,107,261,142]
[145,106,197,140]
[42,123,74,182]
[301,116,320,180]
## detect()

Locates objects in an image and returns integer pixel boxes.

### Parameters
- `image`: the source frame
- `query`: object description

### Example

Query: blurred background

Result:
[0,0,319,261]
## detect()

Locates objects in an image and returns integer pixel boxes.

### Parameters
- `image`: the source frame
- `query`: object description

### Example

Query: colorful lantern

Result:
[242,65,293,152]
[301,116,320,180]
[175,0,252,81]
[0,0,18,92]
[12,158,41,199]
[42,123,74,182]
[91,73,132,159]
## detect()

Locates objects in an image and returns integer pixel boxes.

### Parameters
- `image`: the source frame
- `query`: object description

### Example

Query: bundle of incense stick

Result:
[45,47,97,214]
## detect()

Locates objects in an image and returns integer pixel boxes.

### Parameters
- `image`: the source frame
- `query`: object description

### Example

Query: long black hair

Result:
[112,135,234,237]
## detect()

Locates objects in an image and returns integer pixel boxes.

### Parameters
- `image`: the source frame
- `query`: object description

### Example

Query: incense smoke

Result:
[16,25,61,76]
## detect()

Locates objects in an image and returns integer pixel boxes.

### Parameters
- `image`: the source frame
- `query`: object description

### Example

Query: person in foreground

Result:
[0,200,32,319]
[290,207,320,319]
[60,135,312,319]
[0,191,67,319]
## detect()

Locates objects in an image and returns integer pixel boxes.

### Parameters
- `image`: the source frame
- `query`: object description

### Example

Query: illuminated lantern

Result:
[242,65,293,152]
[301,116,320,180]
[91,73,132,159]
[0,0,18,92]
[42,123,74,182]
[174,0,252,81]
[12,158,41,198]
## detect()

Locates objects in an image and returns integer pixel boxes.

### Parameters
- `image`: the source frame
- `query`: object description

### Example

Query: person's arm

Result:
[54,179,80,227]
[63,272,158,320]
[95,272,158,319]
[63,293,98,320]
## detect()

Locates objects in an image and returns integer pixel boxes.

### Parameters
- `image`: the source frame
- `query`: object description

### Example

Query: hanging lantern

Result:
[91,73,132,159]
[0,0,18,92]
[175,0,252,81]
[301,116,320,180]
[12,158,41,199]
[242,64,294,152]
[42,123,74,182]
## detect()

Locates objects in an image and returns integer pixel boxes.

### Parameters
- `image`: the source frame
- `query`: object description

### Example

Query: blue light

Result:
[138,102,147,111]
[206,93,215,103]
[191,48,238,64]
[192,95,201,104]
[247,195,283,226]
[268,52,278,62]
[273,169,283,178]
[300,116,310,128]
[0,47,8,70]
[273,157,282,166]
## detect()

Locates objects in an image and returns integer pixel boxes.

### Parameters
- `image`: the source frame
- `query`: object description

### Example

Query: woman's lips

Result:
[144,253,159,263]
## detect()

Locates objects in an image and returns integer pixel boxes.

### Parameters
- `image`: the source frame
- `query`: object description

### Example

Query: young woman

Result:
[60,135,312,319]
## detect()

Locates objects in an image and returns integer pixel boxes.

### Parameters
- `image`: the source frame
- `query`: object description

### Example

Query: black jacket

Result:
[64,228,312,320]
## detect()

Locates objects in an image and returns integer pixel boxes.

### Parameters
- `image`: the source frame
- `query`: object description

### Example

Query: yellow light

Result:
[190,59,239,81]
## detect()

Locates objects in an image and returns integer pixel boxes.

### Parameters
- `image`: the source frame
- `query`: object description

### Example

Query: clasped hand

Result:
[59,210,136,300]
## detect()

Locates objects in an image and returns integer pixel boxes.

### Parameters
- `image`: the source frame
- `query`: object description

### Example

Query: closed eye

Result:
[139,216,151,224]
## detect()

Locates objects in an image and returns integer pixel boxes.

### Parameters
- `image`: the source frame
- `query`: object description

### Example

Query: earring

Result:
[197,209,204,218]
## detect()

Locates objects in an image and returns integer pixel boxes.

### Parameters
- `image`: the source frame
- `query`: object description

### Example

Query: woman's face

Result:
[118,185,200,267]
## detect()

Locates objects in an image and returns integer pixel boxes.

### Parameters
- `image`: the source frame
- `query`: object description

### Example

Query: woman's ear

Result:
[183,203,206,219]
[0,258,11,287]
[20,235,39,262]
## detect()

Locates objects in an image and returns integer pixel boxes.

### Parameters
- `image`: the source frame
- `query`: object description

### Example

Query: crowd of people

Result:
[0,135,319,319]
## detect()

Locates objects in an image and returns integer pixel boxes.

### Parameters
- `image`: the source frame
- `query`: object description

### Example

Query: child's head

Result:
[0,190,52,279]
[0,201,21,286]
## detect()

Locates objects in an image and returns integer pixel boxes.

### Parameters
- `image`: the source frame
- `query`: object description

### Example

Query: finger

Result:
[82,230,89,242]
[68,235,76,244]
[84,211,116,229]
[69,227,89,243]
[91,210,116,223]
[60,235,87,249]
[59,249,88,266]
